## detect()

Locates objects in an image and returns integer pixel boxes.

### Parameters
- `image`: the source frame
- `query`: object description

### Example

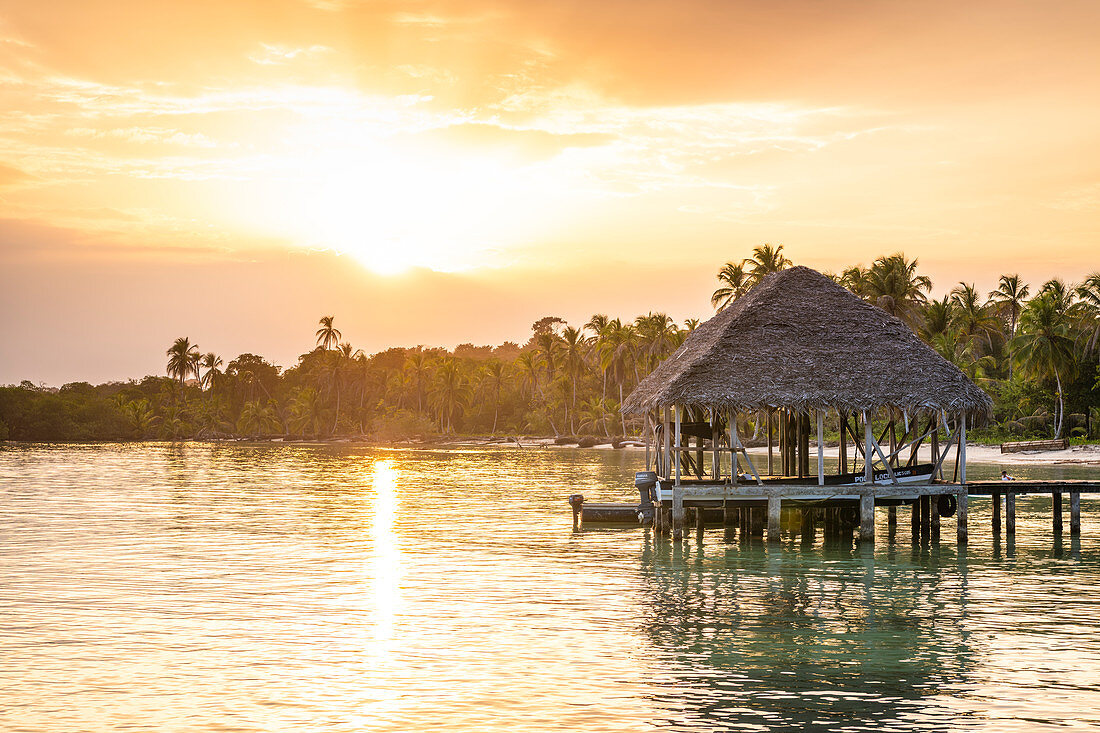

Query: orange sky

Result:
[1,1,1099,384]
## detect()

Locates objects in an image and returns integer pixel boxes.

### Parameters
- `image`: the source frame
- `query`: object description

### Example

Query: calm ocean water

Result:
[2,443,1099,732]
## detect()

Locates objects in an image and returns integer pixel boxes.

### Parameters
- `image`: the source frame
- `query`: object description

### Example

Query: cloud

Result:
[248,43,333,66]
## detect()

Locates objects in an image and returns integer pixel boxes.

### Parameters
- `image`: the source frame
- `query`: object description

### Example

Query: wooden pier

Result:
[575,480,1100,543]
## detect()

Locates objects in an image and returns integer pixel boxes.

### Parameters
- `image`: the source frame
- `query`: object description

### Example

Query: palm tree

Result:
[429,356,471,433]
[199,353,222,391]
[237,400,282,438]
[862,253,932,331]
[743,243,792,285]
[585,314,613,401]
[950,282,1001,352]
[838,265,869,297]
[989,274,1030,339]
[920,295,954,342]
[1074,272,1100,361]
[316,316,341,351]
[481,360,507,434]
[287,387,327,437]
[1015,291,1076,438]
[711,262,749,311]
[404,349,430,414]
[166,337,200,387]
[560,326,587,433]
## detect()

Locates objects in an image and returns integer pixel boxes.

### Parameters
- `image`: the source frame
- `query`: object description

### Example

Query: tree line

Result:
[2,244,1098,443]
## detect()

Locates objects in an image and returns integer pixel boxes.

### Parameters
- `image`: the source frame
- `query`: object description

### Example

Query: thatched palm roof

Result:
[622,266,992,418]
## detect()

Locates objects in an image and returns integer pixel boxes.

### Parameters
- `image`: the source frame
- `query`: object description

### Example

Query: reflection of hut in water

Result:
[635,536,975,730]
[622,266,992,543]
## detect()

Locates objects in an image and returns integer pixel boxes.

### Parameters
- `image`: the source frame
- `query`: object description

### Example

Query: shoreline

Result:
[5,435,1100,466]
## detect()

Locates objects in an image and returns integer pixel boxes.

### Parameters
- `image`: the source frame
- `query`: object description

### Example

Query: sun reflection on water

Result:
[371,459,401,645]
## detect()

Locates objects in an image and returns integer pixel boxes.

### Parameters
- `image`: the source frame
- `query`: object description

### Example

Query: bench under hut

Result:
[622,265,993,543]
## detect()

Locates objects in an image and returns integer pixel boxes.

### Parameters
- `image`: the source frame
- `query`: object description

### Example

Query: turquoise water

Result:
[1,443,1099,732]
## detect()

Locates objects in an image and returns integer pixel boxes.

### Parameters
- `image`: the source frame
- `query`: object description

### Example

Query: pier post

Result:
[957,488,968,544]
[920,494,931,543]
[1071,491,1081,536]
[931,496,940,539]
[1006,493,1015,536]
[888,506,897,539]
[801,507,815,542]
[767,497,782,542]
[723,499,734,526]
[910,499,920,543]
[992,492,1001,537]
[696,505,706,537]
[1053,492,1063,534]
[672,486,684,541]
[859,493,875,542]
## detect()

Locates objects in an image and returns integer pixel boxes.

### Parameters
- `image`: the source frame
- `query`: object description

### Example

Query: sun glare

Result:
[216,97,577,276]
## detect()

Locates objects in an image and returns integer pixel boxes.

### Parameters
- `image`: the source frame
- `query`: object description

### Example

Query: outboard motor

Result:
[635,471,658,507]
[568,493,585,530]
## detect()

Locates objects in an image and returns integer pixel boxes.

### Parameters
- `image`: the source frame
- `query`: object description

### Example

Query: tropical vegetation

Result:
[1,246,1097,443]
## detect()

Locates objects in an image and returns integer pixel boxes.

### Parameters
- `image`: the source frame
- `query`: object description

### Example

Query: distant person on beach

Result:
[1001,470,1016,481]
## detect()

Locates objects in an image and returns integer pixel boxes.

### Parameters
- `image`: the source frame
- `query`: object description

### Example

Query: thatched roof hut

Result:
[622,266,992,419]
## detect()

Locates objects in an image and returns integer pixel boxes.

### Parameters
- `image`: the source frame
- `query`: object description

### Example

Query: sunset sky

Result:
[2,0,1099,384]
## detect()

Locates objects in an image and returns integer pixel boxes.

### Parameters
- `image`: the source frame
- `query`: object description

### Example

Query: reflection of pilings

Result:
[1071,492,1081,536]
[1053,492,1063,535]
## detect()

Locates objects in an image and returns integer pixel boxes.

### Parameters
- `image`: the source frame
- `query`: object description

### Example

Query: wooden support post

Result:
[931,424,940,480]
[959,413,967,485]
[800,507,814,540]
[860,493,875,542]
[1071,491,1081,536]
[957,489,968,544]
[730,411,739,486]
[674,405,682,486]
[767,410,774,475]
[817,410,825,486]
[723,499,733,526]
[920,494,931,542]
[1006,493,1016,536]
[711,414,720,482]
[911,498,920,543]
[739,505,750,539]
[888,506,897,537]
[864,411,873,484]
[992,492,1001,537]
[696,505,705,536]
[839,413,847,475]
[931,497,941,539]
[645,413,651,472]
[1053,491,1063,534]
[662,406,671,480]
[767,496,782,542]
[672,486,684,540]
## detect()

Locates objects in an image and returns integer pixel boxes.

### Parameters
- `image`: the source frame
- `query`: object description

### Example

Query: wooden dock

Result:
[572,479,1100,543]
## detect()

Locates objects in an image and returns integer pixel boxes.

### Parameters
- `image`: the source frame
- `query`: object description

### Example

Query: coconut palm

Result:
[1074,272,1100,361]
[237,400,282,438]
[560,326,587,433]
[920,295,954,342]
[404,349,430,414]
[429,356,471,433]
[481,360,507,434]
[585,314,613,401]
[862,253,932,331]
[315,316,341,351]
[1014,291,1076,438]
[989,274,1030,339]
[743,243,792,285]
[950,282,1001,352]
[287,387,327,437]
[711,262,749,311]
[166,337,200,387]
[199,353,222,391]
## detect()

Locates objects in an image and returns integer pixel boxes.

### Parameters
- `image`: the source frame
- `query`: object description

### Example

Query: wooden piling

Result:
[1071,491,1081,536]
[800,507,815,540]
[767,497,782,542]
[911,499,920,543]
[859,493,875,542]
[723,499,734,526]
[920,494,931,543]
[957,489,968,544]
[672,485,684,540]
[992,492,1001,537]
[696,506,706,536]
[931,496,940,539]
[1006,493,1015,536]
[1053,491,1063,534]
[888,506,897,537]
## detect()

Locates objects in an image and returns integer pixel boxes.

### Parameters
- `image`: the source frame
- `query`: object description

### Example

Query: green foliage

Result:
[3,255,1099,444]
